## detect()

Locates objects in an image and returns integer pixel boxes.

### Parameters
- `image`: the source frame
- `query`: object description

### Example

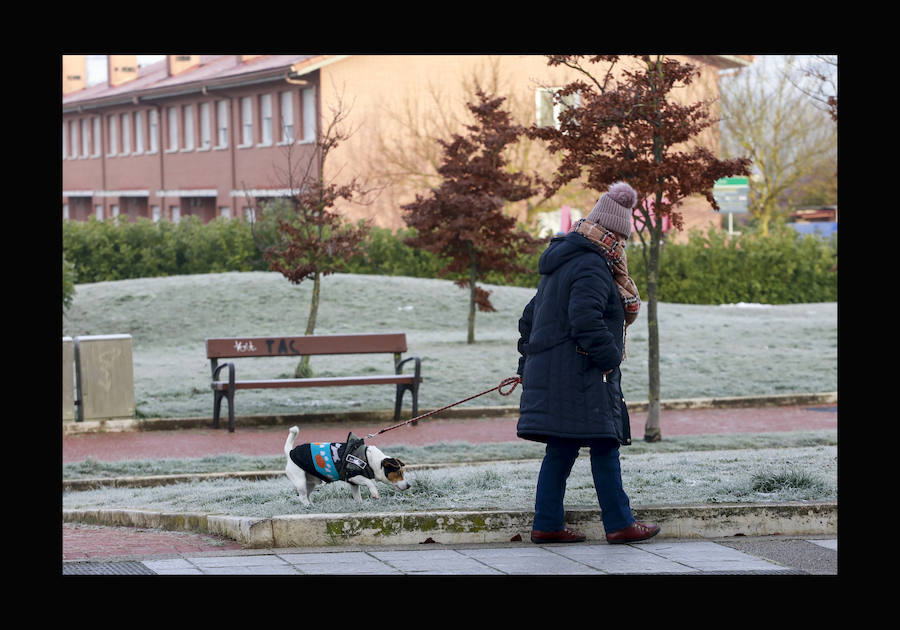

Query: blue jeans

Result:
[532,437,635,534]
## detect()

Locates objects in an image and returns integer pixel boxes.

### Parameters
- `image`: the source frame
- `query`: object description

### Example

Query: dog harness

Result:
[290,433,374,482]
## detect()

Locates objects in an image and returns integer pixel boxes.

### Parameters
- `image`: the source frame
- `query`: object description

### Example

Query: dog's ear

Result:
[382,457,404,471]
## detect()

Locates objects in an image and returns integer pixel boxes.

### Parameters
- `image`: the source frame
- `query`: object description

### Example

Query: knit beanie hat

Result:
[585,181,638,238]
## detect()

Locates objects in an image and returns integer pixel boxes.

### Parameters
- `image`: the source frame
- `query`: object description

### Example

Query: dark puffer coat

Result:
[516,231,631,446]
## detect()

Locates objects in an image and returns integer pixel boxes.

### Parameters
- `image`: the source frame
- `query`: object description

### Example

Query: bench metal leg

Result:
[212,362,236,432]
[394,357,421,423]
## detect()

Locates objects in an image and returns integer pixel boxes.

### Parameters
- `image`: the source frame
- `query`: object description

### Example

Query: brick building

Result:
[62,54,752,234]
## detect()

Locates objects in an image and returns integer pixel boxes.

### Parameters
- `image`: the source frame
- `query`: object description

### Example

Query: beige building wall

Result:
[318,55,733,240]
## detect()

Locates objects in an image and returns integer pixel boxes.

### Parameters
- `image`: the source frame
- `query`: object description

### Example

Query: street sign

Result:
[713,176,749,214]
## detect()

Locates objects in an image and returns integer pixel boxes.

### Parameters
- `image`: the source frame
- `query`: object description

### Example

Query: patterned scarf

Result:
[573,219,641,357]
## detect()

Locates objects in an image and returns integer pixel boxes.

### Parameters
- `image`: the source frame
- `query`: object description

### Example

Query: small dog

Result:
[284,426,410,506]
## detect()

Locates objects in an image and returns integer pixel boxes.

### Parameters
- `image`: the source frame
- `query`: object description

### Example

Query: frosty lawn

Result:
[62,271,837,419]
[62,442,837,517]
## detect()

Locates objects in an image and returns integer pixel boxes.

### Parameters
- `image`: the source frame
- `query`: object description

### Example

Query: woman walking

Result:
[516,181,660,544]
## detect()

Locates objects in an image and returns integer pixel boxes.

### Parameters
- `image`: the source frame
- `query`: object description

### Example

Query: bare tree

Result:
[719,55,837,235]
[247,94,373,377]
[785,55,837,122]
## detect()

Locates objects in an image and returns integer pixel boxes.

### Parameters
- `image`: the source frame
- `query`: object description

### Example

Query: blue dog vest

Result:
[290,433,374,482]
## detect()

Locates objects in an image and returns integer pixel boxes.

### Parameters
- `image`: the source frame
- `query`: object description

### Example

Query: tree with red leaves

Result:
[402,89,543,344]
[257,98,372,377]
[529,55,751,441]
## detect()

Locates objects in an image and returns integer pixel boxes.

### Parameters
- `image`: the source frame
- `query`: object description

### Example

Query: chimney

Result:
[167,55,200,77]
[108,55,139,87]
[62,55,87,95]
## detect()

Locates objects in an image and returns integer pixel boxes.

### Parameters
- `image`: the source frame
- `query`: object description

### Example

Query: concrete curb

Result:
[61,392,837,435]
[62,501,837,548]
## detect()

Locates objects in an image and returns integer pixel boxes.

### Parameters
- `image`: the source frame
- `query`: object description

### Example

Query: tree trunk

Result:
[295,270,321,377]
[643,224,662,442]
[467,254,477,344]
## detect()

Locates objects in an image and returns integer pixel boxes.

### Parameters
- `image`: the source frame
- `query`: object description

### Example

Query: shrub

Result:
[62,254,77,313]
[628,225,837,304]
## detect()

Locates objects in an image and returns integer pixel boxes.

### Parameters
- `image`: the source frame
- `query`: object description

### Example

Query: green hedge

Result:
[62,218,836,304]
[626,225,837,304]
[62,216,265,283]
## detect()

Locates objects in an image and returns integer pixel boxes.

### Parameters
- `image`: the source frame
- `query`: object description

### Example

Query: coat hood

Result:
[538,233,597,275]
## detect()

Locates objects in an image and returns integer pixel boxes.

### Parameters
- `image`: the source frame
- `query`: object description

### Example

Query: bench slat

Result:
[206,333,408,359]
[212,374,421,390]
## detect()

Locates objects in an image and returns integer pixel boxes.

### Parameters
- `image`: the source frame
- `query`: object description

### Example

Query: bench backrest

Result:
[206,333,408,360]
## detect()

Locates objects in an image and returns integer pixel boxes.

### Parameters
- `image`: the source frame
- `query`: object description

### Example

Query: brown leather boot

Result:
[605,521,660,544]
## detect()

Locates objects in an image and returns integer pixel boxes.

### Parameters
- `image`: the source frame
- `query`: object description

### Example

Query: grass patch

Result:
[63,443,837,517]
[62,430,836,480]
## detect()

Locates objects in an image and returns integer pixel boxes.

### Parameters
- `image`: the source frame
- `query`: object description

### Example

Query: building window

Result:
[81,119,90,157]
[134,111,144,154]
[92,117,101,157]
[148,110,159,153]
[152,205,161,222]
[535,87,581,129]
[280,91,294,143]
[63,204,69,220]
[200,102,211,150]
[171,205,180,223]
[95,205,103,220]
[301,87,315,142]
[71,120,79,158]
[220,206,231,219]
[111,204,119,218]
[62,122,68,159]
[216,100,229,148]
[259,93,272,146]
[183,104,194,150]
[240,96,253,146]
[120,113,131,155]
[107,115,118,156]
[167,106,178,152]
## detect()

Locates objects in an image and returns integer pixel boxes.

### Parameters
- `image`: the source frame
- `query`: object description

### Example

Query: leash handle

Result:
[366,376,522,439]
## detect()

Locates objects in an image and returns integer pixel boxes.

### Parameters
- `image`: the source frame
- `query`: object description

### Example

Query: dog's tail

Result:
[284,426,299,458]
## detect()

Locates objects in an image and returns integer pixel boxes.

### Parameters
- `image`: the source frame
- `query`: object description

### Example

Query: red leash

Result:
[365,376,522,439]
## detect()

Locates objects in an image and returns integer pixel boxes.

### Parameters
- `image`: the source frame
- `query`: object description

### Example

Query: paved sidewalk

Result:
[62,536,837,575]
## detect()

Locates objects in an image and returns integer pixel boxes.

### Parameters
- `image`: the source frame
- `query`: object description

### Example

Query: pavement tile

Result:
[199,565,302,575]
[369,549,499,574]
[640,541,790,572]
[276,551,376,564]
[278,551,401,574]
[457,546,598,575]
[141,558,195,571]
[187,554,288,568]
[548,544,698,574]
[807,539,837,551]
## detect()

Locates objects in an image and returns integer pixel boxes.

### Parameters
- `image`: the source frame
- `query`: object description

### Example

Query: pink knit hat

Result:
[585,181,638,238]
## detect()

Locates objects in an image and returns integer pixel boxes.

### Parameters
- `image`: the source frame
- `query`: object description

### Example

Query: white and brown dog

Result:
[284,426,410,506]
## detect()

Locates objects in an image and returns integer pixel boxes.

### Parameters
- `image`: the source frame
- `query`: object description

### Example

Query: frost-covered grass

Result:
[62,272,837,419]
[62,430,837,480]
[62,443,837,516]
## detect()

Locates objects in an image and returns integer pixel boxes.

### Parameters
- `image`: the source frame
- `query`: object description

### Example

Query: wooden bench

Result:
[206,333,422,432]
